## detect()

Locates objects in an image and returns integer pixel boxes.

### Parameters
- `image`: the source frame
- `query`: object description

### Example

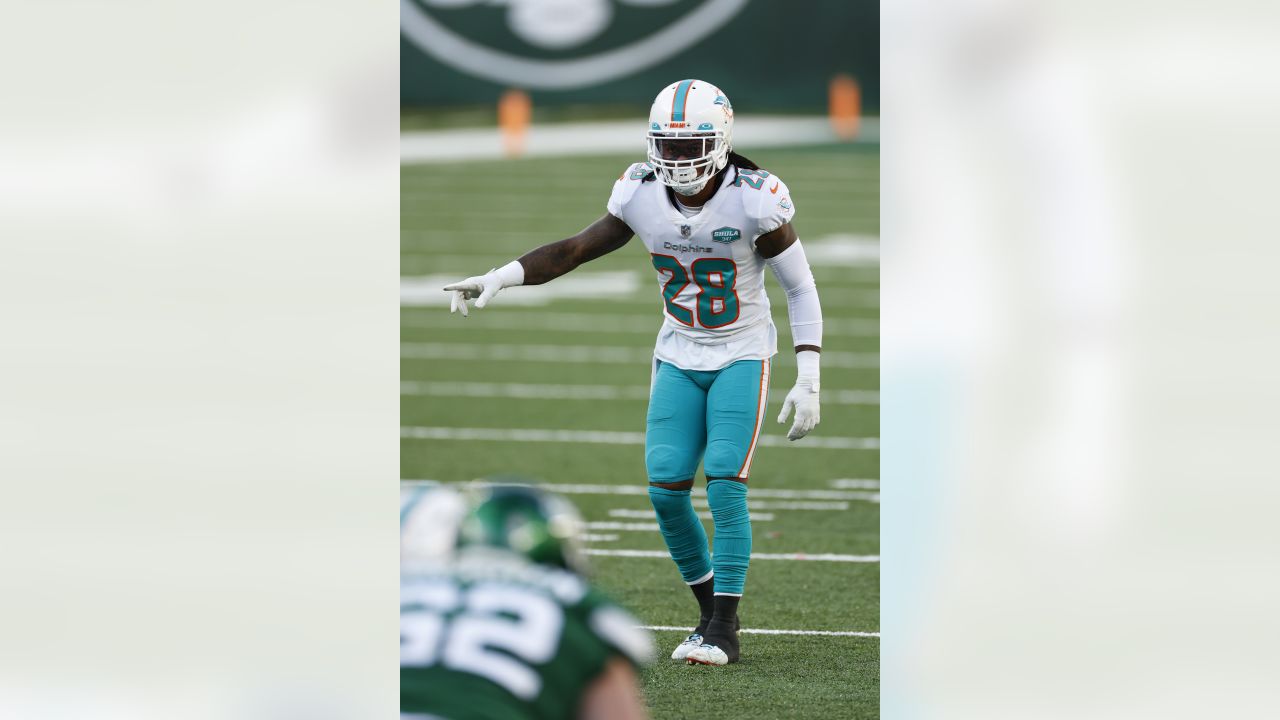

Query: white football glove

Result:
[777,350,821,440]
[443,261,524,317]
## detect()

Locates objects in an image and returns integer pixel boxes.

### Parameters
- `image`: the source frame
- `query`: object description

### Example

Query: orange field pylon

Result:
[498,89,532,158]
[828,74,860,141]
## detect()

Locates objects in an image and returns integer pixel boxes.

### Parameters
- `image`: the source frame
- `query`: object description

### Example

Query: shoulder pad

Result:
[734,168,795,237]
[608,162,653,220]
[624,162,655,181]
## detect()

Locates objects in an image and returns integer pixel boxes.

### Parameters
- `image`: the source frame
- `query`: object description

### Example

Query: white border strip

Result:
[641,625,879,638]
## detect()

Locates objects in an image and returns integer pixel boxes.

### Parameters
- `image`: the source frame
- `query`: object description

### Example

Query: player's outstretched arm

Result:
[518,212,634,285]
[758,223,823,440]
[443,213,634,316]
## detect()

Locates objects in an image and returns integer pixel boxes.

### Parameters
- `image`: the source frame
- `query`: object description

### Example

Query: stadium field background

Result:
[402,142,879,718]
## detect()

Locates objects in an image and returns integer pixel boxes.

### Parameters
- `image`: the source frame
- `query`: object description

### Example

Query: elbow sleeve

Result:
[765,241,823,348]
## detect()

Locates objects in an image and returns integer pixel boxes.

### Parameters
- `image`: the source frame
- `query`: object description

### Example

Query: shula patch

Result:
[712,226,742,244]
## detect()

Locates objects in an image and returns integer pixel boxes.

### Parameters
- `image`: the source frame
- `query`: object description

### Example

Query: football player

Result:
[400,484,653,719]
[443,79,823,666]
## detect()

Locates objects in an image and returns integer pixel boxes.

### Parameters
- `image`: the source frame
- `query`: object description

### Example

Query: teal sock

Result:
[706,479,751,595]
[648,486,712,584]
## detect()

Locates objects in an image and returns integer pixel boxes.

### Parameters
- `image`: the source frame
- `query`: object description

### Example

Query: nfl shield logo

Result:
[680,224,692,238]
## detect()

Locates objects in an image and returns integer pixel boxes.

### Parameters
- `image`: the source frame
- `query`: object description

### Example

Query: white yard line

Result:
[608,508,776,522]
[401,343,880,369]
[400,381,879,406]
[830,479,881,489]
[400,426,880,451]
[402,381,650,401]
[403,479,879,502]
[402,273,643,308]
[400,312,880,337]
[586,521,661,532]
[581,533,619,542]
[584,549,879,563]
[587,517,772,531]
[641,625,879,638]
[696,499,851,511]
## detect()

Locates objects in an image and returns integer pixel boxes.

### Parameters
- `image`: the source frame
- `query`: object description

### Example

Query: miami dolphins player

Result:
[401,484,653,719]
[443,79,823,666]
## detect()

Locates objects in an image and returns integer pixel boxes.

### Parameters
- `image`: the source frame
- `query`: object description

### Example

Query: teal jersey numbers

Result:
[692,258,739,328]
[650,254,694,326]
[650,254,739,328]
[731,168,772,190]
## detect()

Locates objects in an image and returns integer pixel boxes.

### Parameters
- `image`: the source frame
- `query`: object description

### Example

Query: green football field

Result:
[402,143,879,718]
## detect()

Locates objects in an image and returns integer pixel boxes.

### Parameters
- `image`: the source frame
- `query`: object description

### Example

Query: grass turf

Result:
[402,142,879,718]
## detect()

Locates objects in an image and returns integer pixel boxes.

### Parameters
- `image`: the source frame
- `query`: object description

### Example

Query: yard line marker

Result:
[400,312,880,337]
[584,549,879,563]
[403,479,878,501]
[401,343,880,369]
[586,521,660,532]
[641,625,879,638]
[830,478,880,489]
[588,518,771,531]
[608,508,776,522]
[401,381,878,406]
[696,499,851,511]
[401,426,879,450]
[402,381,649,401]
[402,342,643,364]
[402,272,642,307]
[581,533,620,542]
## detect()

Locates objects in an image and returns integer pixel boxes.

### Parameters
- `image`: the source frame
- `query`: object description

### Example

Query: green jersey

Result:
[401,553,654,720]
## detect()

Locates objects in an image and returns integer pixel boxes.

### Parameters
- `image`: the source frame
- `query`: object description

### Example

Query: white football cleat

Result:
[685,643,731,666]
[670,633,704,661]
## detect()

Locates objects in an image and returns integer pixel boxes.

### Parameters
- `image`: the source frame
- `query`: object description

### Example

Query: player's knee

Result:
[703,439,744,479]
[648,484,690,521]
[706,478,750,529]
[646,443,691,482]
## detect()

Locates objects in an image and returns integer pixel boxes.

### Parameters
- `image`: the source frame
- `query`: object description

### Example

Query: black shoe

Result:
[686,616,741,665]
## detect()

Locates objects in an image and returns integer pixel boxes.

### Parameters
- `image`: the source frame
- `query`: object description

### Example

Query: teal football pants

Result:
[645,358,770,596]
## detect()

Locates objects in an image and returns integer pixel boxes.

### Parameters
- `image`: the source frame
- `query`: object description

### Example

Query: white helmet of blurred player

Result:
[647,79,735,196]
[401,485,467,571]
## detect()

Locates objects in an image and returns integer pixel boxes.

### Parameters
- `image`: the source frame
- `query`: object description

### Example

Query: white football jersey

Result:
[607,162,797,371]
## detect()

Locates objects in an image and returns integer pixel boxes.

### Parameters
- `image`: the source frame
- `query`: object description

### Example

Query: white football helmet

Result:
[400,484,466,571]
[647,79,735,196]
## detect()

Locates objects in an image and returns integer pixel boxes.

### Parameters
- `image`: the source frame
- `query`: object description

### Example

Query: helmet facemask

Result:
[646,131,729,196]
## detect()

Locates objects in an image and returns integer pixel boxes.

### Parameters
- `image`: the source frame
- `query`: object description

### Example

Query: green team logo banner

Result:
[712,226,741,244]
[402,0,749,90]
[401,0,879,112]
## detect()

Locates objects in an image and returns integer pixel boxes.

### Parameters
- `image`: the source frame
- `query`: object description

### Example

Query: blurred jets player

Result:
[401,484,653,719]
[443,80,823,666]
